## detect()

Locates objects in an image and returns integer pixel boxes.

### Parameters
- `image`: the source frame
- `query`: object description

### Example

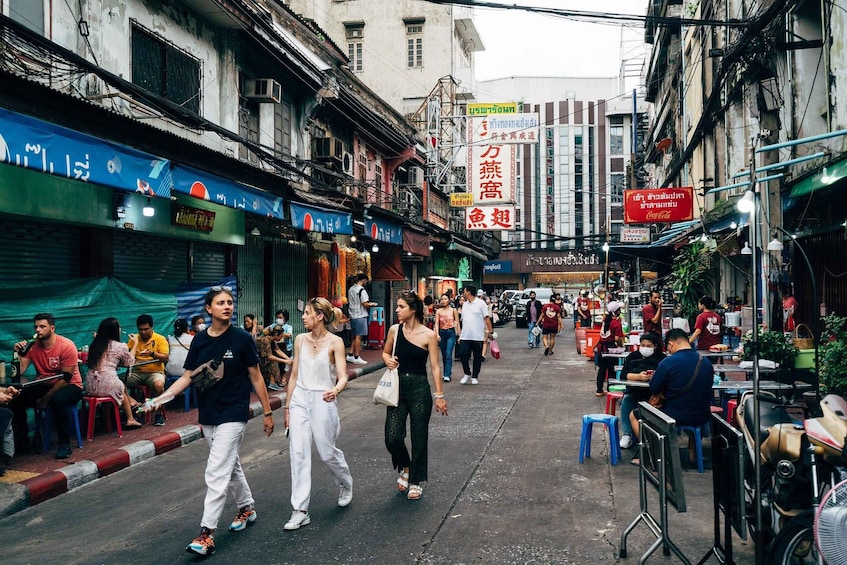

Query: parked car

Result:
[499,290,522,306]
[514,288,553,328]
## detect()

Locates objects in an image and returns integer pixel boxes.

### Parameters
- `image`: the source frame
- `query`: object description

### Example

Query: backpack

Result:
[344,287,365,318]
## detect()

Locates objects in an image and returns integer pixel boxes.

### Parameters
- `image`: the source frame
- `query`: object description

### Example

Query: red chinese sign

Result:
[466,117,516,206]
[623,187,695,224]
[465,205,515,231]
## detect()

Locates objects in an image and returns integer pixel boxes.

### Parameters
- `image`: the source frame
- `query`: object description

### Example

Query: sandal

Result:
[397,469,409,493]
[407,484,423,500]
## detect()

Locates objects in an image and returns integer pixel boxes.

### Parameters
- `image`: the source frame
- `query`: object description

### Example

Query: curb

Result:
[1,364,380,516]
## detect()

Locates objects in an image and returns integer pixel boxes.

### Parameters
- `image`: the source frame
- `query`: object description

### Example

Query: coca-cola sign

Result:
[623,188,695,224]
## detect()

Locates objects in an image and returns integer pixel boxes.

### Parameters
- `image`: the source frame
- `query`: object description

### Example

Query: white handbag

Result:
[373,325,400,407]
[531,324,542,337]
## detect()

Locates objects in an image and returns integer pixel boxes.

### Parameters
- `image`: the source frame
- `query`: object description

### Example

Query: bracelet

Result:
[434,394,444,399]
[284,407,290,410]
[332,386,340,395]
[264,411,273,417]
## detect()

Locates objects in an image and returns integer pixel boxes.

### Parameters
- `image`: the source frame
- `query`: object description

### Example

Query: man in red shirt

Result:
[690,296,722,350]
[11,313,83,459]
[576,290,592,328]
[641,290,663,336]
[540,294,562,356]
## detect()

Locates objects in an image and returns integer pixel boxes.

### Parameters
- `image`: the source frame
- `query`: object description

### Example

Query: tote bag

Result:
[374,325,400,407]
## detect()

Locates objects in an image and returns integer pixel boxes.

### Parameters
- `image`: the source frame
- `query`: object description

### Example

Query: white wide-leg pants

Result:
[288,387,352,511]
[200,421,254,530]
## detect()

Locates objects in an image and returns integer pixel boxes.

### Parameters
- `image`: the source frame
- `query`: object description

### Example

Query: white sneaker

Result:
[352,356,368,365]
[620,434,634,449]
[346,354,355,362]
[460,374,471,385]
[284,510,311,530]
[338,482,353,507]
[471,378,479,385]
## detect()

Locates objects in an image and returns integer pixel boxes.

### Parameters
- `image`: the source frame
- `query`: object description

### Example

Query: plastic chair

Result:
[579,413,621,465]
[84,396,123,441]
[604,391,625,416]
[165,375,193,412]
[38,404,83,451]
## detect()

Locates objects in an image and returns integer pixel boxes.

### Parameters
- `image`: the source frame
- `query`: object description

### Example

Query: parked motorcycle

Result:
[735,391,847,563]
[496,300,512,325]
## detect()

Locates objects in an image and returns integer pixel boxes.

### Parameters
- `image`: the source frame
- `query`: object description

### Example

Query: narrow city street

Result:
[0,323,754,564]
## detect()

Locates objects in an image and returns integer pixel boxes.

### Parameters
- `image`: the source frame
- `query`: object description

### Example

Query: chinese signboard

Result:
[466,141,516,206]
[620,227,650,243]
[469,113,540,145]
[465,205,515,231]
[467,102,518,116]
[450,192,474,207]
[623,188,695,224]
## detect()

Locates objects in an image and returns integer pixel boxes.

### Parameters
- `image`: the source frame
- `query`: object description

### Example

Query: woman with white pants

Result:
[284,297,352,531]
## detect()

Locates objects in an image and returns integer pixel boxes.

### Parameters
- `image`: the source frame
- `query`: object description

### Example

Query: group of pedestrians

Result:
[524,291,568,355]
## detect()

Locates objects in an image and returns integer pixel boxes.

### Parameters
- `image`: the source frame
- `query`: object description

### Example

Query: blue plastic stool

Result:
[39,404,83,451]
[165,375,193,412]
[677,424,707,473]
[579,413,621,465]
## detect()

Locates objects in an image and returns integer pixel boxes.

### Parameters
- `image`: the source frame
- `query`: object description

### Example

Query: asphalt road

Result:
[0,322,756,564]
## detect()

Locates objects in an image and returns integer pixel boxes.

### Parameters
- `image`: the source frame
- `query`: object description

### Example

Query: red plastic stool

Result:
[605,391,625,416]
[84,396,123,440]
[726,399,738,426]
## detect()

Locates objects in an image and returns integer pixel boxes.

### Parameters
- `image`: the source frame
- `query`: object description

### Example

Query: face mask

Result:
[640,346,655,358]
[197,323,207,331]
[276,318,285,326]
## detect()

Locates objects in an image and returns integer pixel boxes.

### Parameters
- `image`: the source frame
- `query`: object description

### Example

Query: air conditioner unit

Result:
[244,79,281,103]
[342,151,354,174]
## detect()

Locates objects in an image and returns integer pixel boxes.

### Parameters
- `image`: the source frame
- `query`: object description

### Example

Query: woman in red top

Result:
[595,301,625,396]
[690,296,722,350]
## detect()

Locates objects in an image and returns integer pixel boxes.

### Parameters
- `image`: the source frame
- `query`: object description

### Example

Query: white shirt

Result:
[347,283,370,319]
[166,333,193,376]
[460,297,489,341]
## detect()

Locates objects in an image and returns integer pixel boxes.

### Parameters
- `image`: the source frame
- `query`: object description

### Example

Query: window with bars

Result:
[346,25,364,72]
[274,100,293,156]
[131,23,201,114]
[407,24,423,68]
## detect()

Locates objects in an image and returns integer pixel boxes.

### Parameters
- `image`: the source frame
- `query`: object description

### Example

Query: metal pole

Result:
[755,127,847,152]
[749,153,764,565]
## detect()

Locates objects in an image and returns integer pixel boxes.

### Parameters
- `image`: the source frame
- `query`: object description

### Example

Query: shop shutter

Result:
[237,236,265,323]
[113,231,189,291]
[192,242,227,283]
[0,218,80,283]
[272,240,308,335]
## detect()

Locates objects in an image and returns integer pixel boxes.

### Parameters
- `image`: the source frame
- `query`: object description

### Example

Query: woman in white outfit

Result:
[284,297,352,531]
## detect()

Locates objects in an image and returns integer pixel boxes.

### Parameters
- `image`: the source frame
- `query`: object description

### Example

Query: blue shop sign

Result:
[484,260,512,274]
[365,216,402,245]
[290,201,352,235]
[0,108,170,196]
[172,164,284,220]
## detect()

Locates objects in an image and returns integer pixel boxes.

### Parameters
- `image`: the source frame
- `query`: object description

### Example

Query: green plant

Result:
[665,242,714,323]
[741,327,799,368]
[820,314,847,396]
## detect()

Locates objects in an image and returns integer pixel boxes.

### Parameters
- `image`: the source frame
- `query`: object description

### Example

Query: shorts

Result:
[126,371,165,389]
[542,327,558,335]
[351,317,368,337]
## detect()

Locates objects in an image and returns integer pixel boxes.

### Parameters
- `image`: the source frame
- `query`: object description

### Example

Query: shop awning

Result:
[371,245,405,281]
[171,164,284,220]
[790,156,847,198]
[403,229,431,256]
[448,240,488,262]
[289,201,352,235]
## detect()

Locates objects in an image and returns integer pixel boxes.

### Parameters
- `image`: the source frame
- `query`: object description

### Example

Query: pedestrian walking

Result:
[141,286,274,556]
[594,301,624,396]
[382,290,447,500]
[435,293,460,382]
[457,285,492,385]
[540,295,562,356]
[524,291,542,348]
[283,297,352,531]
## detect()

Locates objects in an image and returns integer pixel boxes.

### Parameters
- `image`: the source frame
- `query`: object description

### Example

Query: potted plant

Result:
[665,242,714,324]
[820,314,847,397]
[741,327,799,368]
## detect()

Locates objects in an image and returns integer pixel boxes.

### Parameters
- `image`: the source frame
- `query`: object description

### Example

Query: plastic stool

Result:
[84,396,123,440]
[677,425,706,473]
[605,391,625,416]
[579,414,621,465]
[725,399,738,426]
[39,405,83,451]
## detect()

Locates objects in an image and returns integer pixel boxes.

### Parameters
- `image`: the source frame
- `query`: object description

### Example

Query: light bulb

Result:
[602,242,609,252]
[767,237,783,251]
[250,227,260,236]
[741,242,752,255]
[730,220,738,229]
[736,190,755,213]
[372,243,379,253]
[350,235,357,242]
[821,166,833,184]
[142,197,155,217]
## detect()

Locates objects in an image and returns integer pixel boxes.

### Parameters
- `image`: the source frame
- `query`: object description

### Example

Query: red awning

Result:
[403,229,431,256]
[371,245,406,281]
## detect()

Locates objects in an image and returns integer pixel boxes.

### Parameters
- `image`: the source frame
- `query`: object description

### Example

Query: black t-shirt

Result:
[621,350,666,401]
[184,325,260,426]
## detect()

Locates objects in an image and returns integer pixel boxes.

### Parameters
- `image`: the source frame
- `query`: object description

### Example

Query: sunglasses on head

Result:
[210,285,232,292]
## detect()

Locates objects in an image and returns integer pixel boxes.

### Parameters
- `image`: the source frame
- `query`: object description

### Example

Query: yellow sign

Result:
[467,102,517,116]
[450,193,474,207]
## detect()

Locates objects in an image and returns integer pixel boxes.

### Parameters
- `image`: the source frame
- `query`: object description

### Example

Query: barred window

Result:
[131,24,200,114]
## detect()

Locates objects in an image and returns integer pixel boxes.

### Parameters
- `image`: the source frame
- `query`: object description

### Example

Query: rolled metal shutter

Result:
[191,242,227,283]
[272,240,308,335]
[237,236,265,322]
[113,231,189,291]
[0,217,80,283]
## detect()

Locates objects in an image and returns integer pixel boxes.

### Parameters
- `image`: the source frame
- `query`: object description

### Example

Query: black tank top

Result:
[395,324,429,375]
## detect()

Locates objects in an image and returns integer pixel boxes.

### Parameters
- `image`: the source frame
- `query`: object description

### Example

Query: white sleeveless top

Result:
[296,345,335,391]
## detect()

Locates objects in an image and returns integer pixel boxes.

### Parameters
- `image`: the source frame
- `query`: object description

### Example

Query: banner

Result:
[364,216,402,245]
[620,227,650,243]
[483,260,512,274]
[623,188,695,224]
[469,113,539,145]
[467,141,516,205]
[0,108,170,196]
[289,201,352,234]
[171,164,284,220]
[467,102,517,116]
[465,205,516,231]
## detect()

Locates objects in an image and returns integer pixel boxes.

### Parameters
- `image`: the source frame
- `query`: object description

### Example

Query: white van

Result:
[514,288,553,328]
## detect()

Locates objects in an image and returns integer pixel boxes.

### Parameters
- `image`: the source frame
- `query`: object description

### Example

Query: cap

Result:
[477,289,485,297]
[607,301,622,314]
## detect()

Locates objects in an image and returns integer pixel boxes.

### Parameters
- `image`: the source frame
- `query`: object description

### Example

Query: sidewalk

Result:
[0,347,386,517]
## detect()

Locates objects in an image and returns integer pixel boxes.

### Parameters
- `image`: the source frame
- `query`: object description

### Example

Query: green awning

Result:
[790,156,847,198]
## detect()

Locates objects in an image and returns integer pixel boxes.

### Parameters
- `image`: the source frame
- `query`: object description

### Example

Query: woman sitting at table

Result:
[87,317,143,429]
[617,333,665,450]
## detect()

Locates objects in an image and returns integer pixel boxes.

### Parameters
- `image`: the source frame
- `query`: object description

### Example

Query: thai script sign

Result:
[289,201,352,234]
[465,205,515,231]
[620,227,650,243]
[450,192,474,207]
[623,188,695,224]
[470,113,539,145]
[467,102,517,116]
[172,164,285,220]
[525,252,602,268]
[483,260,512,274]
[172,204,216,232]
[364,216,402,244]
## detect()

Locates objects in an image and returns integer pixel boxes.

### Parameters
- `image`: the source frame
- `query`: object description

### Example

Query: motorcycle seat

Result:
[743,394,797,444]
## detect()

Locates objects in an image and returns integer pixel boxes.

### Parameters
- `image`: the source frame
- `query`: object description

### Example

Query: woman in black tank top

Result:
[381,291,448,500]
